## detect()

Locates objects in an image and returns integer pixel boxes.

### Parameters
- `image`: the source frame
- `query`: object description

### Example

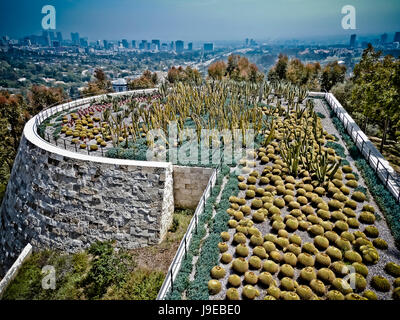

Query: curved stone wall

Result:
[0,90,174,275]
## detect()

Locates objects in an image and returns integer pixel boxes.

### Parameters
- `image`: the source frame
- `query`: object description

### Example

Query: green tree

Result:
[351,44,400,152]
[321,61,346,91]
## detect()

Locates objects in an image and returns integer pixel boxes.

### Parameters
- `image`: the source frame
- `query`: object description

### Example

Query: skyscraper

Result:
[350,34,357,47]
[175,40,184,53]
[204,43,213,52]
[151,39,160,50]
[131,40,136,48]
[56,32,63,42]
[394,32,400,43]
[71,32,80,45]
[42,31,51,46]
[122,39,129,48]
[103,40,109,49]
[381,33,388,44]
[188,42,193,51]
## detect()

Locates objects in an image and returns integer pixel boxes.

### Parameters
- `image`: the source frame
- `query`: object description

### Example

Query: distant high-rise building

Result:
[245,38,249,46]
[188,42,193,51]
[56,32,63,43]
[394,32,400,43]
[103,40,109,49]
[131,40,136,48]
[161,43,168,51]
[169,41,174,51]
[79,37,88,47]
[71,32,80,45]
[151,39,160,50]
[204,43,213,52]
[250,39,257,46]
[381,33,388,44]
[350,34,357,47]
[122,39,129,48]
[42,31,51,46]
[175,40,184,53]
[139,40,147,50]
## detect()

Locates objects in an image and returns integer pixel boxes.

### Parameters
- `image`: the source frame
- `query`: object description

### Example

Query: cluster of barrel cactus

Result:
[206,85,400,300]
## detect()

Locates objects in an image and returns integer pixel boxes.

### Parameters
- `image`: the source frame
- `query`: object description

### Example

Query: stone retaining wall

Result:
[173,166,214,209]
[0,107,174,275]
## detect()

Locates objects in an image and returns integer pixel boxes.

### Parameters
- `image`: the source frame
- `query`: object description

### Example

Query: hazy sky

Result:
[1,0,400,41]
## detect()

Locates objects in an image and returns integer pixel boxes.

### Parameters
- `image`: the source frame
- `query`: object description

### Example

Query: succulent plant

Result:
[226,287,240,300]
[267,285,281,299]
[280,277,297,291]
[352,262,369,277]
[317,267,336,284]
[385,262,400,277]
[331,261,349,277]
[325,246,343,261]
[249,255,262,270]
[343,207,356,218]
[244,271,258,285]
[263,260,279,274]
[362,290,378,300]
[280,291,300,300]
[326,290,345,300]
[228,274,242,287]
[242,285,260,299]
[344,250,363,264]
[354,273,367,292]
[275,237,290,249]
[332,278,353,295]
[302,242,319,255]
[359,211,376,224]
[308,224,325,237]
[289,234,302,246]
[372,238,388,250]
[324,231,340,243]
[208,279,222,295]
[364,226,379,238]
[393,287,400,300]
[221,252,233,264]
[253,246,268,259]
[345,293,367,300]
[314,235,329,250]
[235,243,250,257]
[232,257,249,274]
[334,237,351,251]
[371,276,391,292]
[250,235,264,247]
[228,219,239,228]
[360,244,379,264]
[300,266,317,282]
[352,191,367,202]
[218,242,229,253]
[310,279,326,296]
[315,252,331,267]
[233,232,247,244]
[285,218,299,231]
[211,266,226,279]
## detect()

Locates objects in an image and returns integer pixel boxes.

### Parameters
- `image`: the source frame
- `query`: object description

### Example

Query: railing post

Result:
[170,268,174,292]
[361,139,365,154]
[376,159,380,174]
[385,170,390,187]
[64,139,66,149]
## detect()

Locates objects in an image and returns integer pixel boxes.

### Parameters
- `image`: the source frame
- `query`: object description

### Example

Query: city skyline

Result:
[1,0,400,42]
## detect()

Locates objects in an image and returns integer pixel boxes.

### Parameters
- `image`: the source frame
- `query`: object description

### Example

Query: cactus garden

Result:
[36,80,400,300]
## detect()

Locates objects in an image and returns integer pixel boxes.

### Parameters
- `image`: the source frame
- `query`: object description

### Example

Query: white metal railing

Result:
[156,165,220,300]
[325,92,400,203]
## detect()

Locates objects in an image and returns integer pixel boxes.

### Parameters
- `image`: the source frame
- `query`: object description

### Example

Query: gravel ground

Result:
[210,98,400,300]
